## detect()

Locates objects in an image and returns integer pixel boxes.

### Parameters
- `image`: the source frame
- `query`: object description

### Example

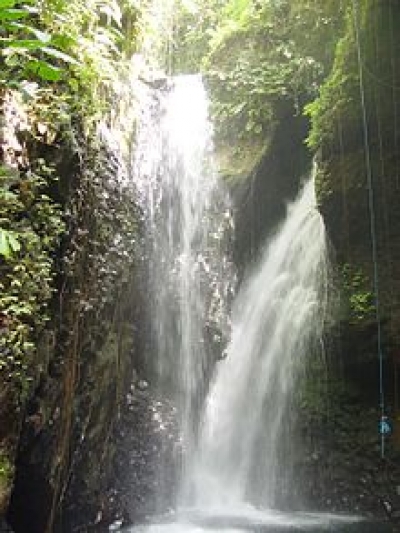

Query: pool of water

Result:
[123,506,391,532]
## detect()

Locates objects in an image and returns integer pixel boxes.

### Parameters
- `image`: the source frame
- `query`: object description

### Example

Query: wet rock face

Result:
[71,382,182,531]
[318,146,400,351]
[231,103,310,271]
[315,1,400,351]
[298,402,400,518]
[6,317,137,533]
[111,385,181,524]
[1,90,139,531]
[291,354,400,524]
[308,2,400,517]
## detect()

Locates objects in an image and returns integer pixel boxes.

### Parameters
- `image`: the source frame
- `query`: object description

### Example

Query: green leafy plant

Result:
[340,263,375,323]
[0,227,20,258]
[304,24,359,150]
[0,162,64,385]
[170,0,344,145]
[0,0,141,399]
[0,450,14,489]
[1,0,140,132]
[0,0,80,84]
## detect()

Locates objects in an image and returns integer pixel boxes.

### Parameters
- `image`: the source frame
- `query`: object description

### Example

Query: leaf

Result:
[4,39,48,50]
[4,37,79,66]
[42,46,80,65]
[25,60,63,81]
[0,0,16,8]
[7,232,20,252]
[4,21,51,43]
[50,34,75,50]
[0,8,29,21]
[0,228,20,258]
[0,230,11,258]
[29,29,51,42]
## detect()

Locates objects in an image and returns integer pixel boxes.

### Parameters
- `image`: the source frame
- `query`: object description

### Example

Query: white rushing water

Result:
[190,177,329,509]
[133,74,233,504]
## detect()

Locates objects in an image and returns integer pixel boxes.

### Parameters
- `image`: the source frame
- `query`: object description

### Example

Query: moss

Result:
[305,9,360,151]
[314,163,333,206]
[215,137,269,183]
[314,148,369,206]
[340,263,375,324]
[307,0,400,152]
[0,450,14,513]
[0,453,13,483]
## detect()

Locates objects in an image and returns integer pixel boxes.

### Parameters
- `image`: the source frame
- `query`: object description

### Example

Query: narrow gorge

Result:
[1,1,400,532]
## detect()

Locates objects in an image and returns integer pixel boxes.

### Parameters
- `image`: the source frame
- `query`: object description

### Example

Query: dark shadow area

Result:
[233,100,310,270]
[7,464,52,533]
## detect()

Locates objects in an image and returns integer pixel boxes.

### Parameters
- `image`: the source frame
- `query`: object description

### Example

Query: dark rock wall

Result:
[303,0,400,517]
[315,0,400,375]
[0,94,139,532]
[231,101,311,270]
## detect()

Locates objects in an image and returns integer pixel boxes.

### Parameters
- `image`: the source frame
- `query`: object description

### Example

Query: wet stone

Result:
[97,382,182,529]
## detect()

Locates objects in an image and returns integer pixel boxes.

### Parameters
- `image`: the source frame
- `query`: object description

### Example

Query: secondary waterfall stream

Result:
[127,76,376,531]
[191,177,329,509]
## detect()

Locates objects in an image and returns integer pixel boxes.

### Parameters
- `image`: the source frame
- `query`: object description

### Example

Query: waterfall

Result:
[133,74,234,508]
[133,67,329,509]
[126,73,375,533]
[190,177,329,509]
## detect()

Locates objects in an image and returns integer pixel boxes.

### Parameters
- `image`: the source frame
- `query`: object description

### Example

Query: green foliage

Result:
[170,0,222,74]
[171,0,344,144]
[1,0,140,130]
[0,0,141,395]
[304,9,359,150]
[0,227,20,258]
[340,263,375,323]
[207,40,322,142]
[306,0,400,151]
[0,161,64,387]
[0,0,79,84]
[0,449,13,487]
[313,162,333,206]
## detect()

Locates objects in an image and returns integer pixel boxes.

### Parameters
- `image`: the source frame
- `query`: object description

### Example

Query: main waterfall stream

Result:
[125,76,389,532]
[132,74,233,510]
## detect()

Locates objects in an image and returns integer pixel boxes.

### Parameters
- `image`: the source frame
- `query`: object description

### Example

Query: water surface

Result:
[125,507,390,532]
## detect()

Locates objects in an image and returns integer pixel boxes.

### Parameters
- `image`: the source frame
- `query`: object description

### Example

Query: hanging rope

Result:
[388,0,400,190]
[361,62,400,91]
[351,0,386,458]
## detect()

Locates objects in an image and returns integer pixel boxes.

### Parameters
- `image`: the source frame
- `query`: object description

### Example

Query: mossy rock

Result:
[314,148,367,206]
[307,0,400,153]
[215,138,269,183]
[0,450,14,514]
